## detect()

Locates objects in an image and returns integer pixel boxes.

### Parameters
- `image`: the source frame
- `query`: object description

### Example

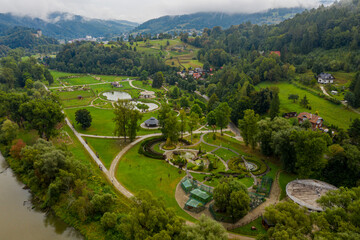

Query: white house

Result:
[318,73,334,84]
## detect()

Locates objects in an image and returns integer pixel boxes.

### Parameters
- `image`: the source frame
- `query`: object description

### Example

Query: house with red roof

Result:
[297,112,323,129]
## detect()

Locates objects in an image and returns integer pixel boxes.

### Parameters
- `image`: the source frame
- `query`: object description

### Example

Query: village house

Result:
[318,73,334,84]
[297,112,324,129]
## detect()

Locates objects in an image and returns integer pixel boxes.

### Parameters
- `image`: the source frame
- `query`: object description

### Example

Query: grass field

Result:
[62,76,100,85]
[132,80,163,93]
[56,90,95,100]
[83,137,128,169]
[213,148,238,161]
[230,217,267,236]
[257,82,359,129]
[65,107,162,136]
[116,141,195,221]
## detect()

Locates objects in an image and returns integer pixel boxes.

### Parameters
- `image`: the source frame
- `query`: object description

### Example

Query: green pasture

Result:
[84,137,128,169]
[116,141,194,221]
[257,82,359,129]
[55,90,95,100]
[279,171,297,200]
[61,76,100,85]
[230,217,267,236]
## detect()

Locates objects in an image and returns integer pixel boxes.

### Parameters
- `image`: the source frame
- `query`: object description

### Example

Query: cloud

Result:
[0,0,323,22]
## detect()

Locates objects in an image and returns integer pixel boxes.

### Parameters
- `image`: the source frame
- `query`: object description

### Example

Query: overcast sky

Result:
[0,0,324,23]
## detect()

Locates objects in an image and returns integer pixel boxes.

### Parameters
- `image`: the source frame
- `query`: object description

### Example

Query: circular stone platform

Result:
[286,179,338,211]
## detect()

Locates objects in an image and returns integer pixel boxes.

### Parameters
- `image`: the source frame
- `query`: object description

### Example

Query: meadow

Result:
[257,82,359,129]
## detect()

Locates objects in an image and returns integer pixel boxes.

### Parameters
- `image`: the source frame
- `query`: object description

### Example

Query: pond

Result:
[102,91,132,101]
[0,152,83,240]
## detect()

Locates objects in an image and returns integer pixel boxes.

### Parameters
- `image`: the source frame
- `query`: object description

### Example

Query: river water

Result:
[0,152,83,240]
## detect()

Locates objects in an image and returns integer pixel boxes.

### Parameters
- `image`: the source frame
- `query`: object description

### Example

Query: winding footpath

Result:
[59,80,266,240]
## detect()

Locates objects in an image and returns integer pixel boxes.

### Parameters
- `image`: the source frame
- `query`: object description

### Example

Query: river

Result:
[0,152,83,240]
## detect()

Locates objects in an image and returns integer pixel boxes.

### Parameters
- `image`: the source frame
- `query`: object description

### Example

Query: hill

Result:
[133,8,306,34]
[0,12,139,39]
[0,26,58,49]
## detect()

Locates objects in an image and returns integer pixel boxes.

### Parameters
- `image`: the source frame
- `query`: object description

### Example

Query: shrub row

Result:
[138,137,166,159]
[247,158,268,176]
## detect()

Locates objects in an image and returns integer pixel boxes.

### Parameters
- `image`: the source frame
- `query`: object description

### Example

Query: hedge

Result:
[138,137,166,159]
[246,157,268,176]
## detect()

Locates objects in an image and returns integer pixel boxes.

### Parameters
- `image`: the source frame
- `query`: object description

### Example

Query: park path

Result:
[59,79,256,239]
[320,85,330,96]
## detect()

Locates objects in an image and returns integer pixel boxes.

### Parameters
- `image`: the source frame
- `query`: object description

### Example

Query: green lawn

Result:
[203,133,245,155]
[230,217,267,236]
[56,90,95,100]
[238,177,255,188]
[132,80,163,93]
[279,171,297,200]
[257,82,359,129]
[65,107,162,136]
[62,76,100,85]
[116,141,195,221]
[213,148,239,161]
[62,98,96,108]
[84,137,128,169]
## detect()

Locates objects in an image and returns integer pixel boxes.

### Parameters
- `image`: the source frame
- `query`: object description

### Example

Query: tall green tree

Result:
[179,109,187,139]
[290,129,330,178]
[75,109,92,130]
[113,100,132,141]
[119,191,184,240]
[214,102,231,135]
[179,215,227,240]
[213,177,250,221]
[239,109,259,149]
[269,92,280,120]
[152,71,164,88]
[207,93,219,112]
[0,119,18,144]
[188,112,199,143]
[19,98,64,140]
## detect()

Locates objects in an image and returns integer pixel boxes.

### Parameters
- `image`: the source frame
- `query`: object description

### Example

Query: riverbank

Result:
[0,151,83,240]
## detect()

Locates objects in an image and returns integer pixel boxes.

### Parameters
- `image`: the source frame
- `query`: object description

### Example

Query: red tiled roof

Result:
[297,112,323,124]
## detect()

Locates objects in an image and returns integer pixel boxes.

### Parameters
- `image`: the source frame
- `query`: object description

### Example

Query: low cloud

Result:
[0,0,323,22]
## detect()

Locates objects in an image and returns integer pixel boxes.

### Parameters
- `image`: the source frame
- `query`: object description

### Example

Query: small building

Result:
[270,51,281,57]
[331,90,338,95]
[184,198,205,213]
[297,112,323,129]
[111,82,122,88]
[283,112,297,118]
[318,73,334,84]
[190,188,212,204]
[181,179,194,193]
[140,91,155,99]
[262,216,275,229]
[144,117,159,127]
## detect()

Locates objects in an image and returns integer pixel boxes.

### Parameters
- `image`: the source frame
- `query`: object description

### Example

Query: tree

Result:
[136,103,149,112]
[179,109,187,139]
[113,100,141,142]
[0,119,18,144]
[171,86,180,99]
[163,112,180,143]
[101,212,118,230]
[269,93,280,120]
[19,99,64,140]
[262,201,312,240]
[190,104,202,117]
[348,118,360,145]
[207,93,219,112]
[152,71,164,88]
[213,177,250,221]
[300,95,309,108]
[272,127,298,172]
[239,109,259,149]
[10,139,26,160]
[207,111,217,132]
[188,112,199,143]
[290,129,330,177]
[288,94,299,103]
[75,109,92,130]
[179,215,227,240]
[140,70,149,81]
[113,100,132,141]
[214,102,231,135]
[179,96,190,108]
[128,109,142,141]
[257,117,291,156]
[119,191,184,240]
